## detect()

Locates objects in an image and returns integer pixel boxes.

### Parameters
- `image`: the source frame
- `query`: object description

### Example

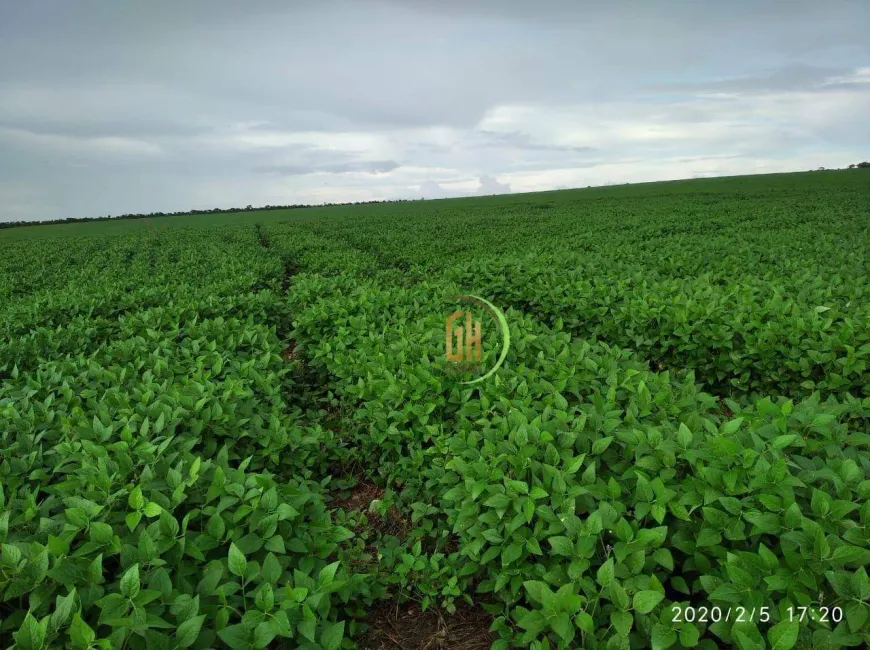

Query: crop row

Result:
[279,264,870,649]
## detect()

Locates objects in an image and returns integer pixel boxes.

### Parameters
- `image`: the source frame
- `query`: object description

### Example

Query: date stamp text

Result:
[670,605,844,625]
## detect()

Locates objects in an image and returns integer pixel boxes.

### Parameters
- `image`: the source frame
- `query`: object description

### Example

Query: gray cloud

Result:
[417,175,512,199]
[475,130,597,153]
[256,160,400,176]
[646,64,865,95]
[1,0,869,221]
[478,175,512,195]
[418,180,453,199]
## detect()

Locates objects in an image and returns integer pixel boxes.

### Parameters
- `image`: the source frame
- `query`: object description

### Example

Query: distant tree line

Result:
[0,198,417,230]
[814,162,870,171]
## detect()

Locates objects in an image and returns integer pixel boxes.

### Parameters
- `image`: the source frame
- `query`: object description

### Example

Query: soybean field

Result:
[1,170,870,650]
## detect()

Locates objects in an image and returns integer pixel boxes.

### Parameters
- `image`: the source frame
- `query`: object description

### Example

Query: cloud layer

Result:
[1,0,868,221]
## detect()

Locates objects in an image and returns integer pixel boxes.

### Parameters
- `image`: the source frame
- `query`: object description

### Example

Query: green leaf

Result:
[592,436,614,454]
[650,622,677,650]
[228,542,247,577]
[270,610,291,637]
[610,580,629,610]
[265,534,287,553]
[14,612,47,650]
[321,620,345,650]
[89,522,114,546]
[507,480,528,495]
[680,623,700,647]
[696,527,722,547]
[175,614,206,648]
[524,581,555,606]
[772,434,797,449]
[708,583,744,603]
[633,590,664,614]
[845,601,868,633]
[88,553,103,585]
[597,558,614,587]
[502,542,523,566]
[564,454,586,474]
[734,629,764,650]
[298,613,316,642]
[575,611,594,634]
[784,503,802,528]
[51,588,78,631]
[261,553,281,584]
[288,586,308,602]
[217,624,250,650]
[677,423,692,448]
[551,612,574,642]
[768,618,799,650]
[318,561,340,585]
[549,536,575,557]
[831,544,868,564]
[138,530,158,563]
[611,610,633,637]
[255,584,275,613]
[126,511,142,532]
[70,613,96,649]
[129,486,145,511]
[484,493,512,509]
[652,548,674,570]
[811,489,831,517]
[253,621,277,649]
[758,544,779,572]
[120,563,140,599]
[2,542,22,566]
[615,517,633,542]
[850,567,870,600]
[523,498,535,523]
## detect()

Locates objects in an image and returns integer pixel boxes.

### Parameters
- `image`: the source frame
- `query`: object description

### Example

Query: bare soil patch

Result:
[281,342,298,362]
[358,602,497,650]
[333,480,384,511]
[332,479,411,539]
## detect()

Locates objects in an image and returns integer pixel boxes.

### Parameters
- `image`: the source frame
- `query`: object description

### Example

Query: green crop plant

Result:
[1,170,869,649]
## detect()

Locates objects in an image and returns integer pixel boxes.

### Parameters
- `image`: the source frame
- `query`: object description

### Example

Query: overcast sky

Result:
[1,0,868,222]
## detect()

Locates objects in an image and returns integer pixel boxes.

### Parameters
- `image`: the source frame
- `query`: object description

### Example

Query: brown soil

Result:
[358,602,498,650]
[332,480,411,540]
[422,532,460,556]
[281,342,298,362]
[334,480,385,511]
[324,405,342,432]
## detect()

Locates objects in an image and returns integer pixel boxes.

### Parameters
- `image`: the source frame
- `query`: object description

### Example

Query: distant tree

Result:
[849,164,856,169]
[857,161,870,169]
[817,167,826,171]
